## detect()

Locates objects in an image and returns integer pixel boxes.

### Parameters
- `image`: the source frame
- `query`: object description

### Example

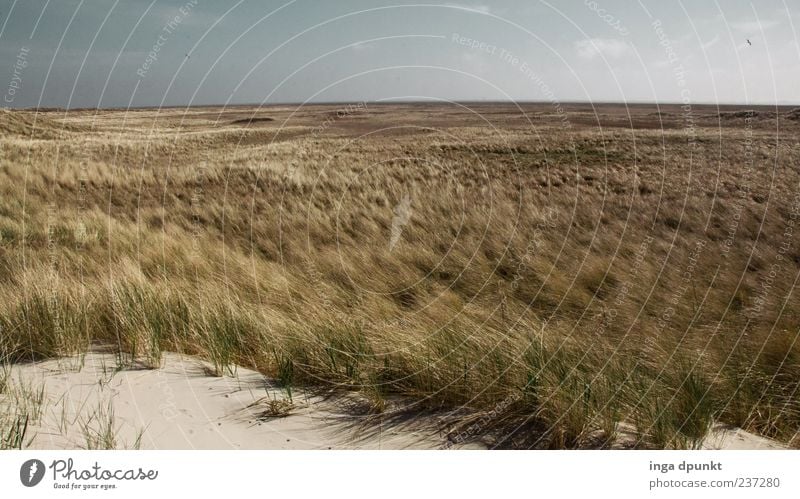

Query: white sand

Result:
[702,425,784,450]
[2,351,784,450]
[3,352,481,450]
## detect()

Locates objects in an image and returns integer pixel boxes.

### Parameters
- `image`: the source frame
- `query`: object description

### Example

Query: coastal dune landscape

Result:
[1,103,799,449]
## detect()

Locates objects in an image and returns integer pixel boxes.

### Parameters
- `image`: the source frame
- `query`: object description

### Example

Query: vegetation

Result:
[1,104,799,448]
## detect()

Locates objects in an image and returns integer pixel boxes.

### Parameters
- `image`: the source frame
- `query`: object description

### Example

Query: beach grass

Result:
[0,105,798,448]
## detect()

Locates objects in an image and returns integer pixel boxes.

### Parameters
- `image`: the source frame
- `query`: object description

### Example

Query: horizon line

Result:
[3,99,799,112]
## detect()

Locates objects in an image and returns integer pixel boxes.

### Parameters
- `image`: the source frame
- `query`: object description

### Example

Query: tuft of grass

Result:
[6,378,46,424]
[0,413,29,450]
[272,348,295,401]
[668,369,717,449]
[257,396,295,419]
[81,401,118,450]
[200,307,239,377]
[0,376,45,450]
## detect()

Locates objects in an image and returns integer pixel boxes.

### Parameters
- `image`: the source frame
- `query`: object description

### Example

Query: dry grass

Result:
[1,103,799,448]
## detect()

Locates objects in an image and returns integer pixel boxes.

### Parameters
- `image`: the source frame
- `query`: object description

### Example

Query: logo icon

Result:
[20,459,45,487]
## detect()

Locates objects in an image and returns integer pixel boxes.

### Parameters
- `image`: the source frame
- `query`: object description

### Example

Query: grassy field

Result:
[1,103,799,449]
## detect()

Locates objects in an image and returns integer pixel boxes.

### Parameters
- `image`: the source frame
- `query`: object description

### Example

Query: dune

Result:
[1,351,782,450]
[2,104,798,449]
[0,109,83,138]
[702,425,784,450]
[2,351,484,450]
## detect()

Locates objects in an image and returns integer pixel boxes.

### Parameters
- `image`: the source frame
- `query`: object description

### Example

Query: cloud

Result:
[730,19,780,32]
[444,3,492,14]
[350,41,371,52]
[701,35,720,50]
[574,38,630,59]
[651,59,672,69]
[458,51,490,73]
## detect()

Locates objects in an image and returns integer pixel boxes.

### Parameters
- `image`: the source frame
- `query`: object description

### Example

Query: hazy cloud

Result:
[575,38,630,59]
[701,35,720,50]
[444,3,493,15]
[729,19,780,32]
[350,41,372,52]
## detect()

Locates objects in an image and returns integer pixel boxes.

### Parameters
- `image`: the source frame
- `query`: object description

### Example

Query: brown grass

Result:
[1,103,799,448]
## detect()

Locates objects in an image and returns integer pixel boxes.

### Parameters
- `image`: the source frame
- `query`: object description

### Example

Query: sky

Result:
[0,0,798,108]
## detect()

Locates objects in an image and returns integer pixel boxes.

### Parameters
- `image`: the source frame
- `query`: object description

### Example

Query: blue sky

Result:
[1,0,798,108]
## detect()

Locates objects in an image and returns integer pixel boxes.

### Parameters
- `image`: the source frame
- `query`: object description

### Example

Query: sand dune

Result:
[3,351,781,450]
[4,352,484,450]
[2,104,798,449]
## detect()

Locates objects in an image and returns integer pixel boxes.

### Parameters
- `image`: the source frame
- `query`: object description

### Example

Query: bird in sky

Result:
[746,39,752,46]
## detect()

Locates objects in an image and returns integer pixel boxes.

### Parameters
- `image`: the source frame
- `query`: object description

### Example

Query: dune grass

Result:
[0,104,799,448]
